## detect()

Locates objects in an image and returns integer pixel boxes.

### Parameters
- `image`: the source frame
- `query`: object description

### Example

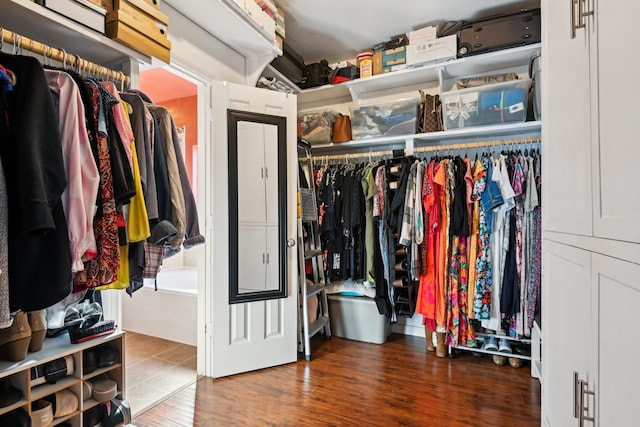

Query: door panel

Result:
[593,0,640,243]
[210,81,298,378]
[541,0,593,236]
[542,240,593,426]
[593,254,640,425]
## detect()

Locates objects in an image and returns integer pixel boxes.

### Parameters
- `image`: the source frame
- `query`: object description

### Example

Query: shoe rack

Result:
[0,330,125,426]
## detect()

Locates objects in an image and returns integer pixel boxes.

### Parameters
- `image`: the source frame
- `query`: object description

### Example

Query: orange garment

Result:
[433,160,449,329]
[416,161,439,325]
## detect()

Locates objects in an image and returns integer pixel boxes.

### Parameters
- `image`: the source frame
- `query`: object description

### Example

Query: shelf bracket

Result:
[405,137,415,156]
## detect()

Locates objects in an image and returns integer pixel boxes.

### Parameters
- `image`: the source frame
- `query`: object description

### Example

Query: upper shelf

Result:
[165,0,281,58]
[291,43,542,107]
[310,121,542,154]
[0,0,151,66]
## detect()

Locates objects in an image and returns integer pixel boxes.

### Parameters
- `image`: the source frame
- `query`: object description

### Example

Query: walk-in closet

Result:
[0,0,638,425]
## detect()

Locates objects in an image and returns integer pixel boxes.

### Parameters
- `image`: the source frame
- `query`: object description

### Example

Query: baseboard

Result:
[391,322,424,337]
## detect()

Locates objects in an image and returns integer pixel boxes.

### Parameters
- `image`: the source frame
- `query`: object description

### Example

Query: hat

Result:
[31,399,53,427]
[149,220,178,245]
[46,389,78,418]
[90,375,117,402]
[0,378,21,408]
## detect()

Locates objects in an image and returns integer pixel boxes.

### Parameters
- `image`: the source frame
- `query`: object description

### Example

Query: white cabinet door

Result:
[593,253,640,425]
[592,0,640,244]
[541,0,593,236]
[542,240,594,427]
[264,122,280,226]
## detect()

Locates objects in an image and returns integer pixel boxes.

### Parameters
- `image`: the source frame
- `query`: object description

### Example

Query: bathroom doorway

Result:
[120,64,207,417]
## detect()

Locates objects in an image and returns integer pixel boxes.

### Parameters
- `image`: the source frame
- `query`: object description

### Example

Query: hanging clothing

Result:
[0,52,72,311]
[45,69,100,272]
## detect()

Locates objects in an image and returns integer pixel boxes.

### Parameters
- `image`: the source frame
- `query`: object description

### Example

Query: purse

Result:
[332,114,352,143]
[417,90,443,133]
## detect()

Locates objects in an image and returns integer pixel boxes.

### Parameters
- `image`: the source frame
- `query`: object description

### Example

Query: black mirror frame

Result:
[227,109,288,304]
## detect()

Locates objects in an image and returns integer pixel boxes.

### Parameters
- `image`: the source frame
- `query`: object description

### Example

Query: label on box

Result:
[509,102,525,113]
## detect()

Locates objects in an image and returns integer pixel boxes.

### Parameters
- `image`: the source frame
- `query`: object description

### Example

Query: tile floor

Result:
[124,331,198,418]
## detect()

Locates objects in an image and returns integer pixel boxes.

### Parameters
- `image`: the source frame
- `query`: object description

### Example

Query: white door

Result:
[208,81,298,378]
[541,0,593,237]
[592,0,640,244]
[542,239,595,427]
[593,253,640,425]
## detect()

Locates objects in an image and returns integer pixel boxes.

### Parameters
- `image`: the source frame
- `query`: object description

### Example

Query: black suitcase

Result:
[457,9,541,57]
[270,41,305,85]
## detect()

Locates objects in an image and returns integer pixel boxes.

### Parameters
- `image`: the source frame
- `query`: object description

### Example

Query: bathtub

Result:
[122,267,198,346]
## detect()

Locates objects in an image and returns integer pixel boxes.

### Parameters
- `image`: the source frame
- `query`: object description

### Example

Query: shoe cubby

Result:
[0,330,125,426]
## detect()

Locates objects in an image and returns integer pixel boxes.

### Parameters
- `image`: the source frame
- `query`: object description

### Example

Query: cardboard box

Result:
[85,0,113,10]
[372,50,383,75]
[408,25,437,41]
[382,46,406,67]
[107,9,170,48]
[106,20,170,62]
[142,0,159,10]
[406,34,457,68]
[275,7,285,37]
[44,0,106,33]
[383,63,407,74]
[113,0,167,24]
[107,0,170,61]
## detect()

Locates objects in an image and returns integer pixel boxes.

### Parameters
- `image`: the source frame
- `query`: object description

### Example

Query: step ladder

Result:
[297,139,331,361]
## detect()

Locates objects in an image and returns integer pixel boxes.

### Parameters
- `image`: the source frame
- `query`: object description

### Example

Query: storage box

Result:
[350,97,419,140]
[406,34,457,68]
[441,79,531,130]
[382,46,406,67]
[106,20,170,62]
[107,0,170,62]
[328,295,391,344]
[45,0,107,33]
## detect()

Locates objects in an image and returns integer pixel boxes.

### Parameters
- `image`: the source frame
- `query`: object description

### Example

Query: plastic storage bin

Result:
[350,97,419,140]
[441,78,532,130]
[328,294,391,344]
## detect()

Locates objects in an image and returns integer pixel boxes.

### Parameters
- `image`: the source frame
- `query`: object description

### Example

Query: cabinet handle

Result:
[571,0,594,39]
[574,371,596,426]
[573,371,580,418]
[570,0,577,39]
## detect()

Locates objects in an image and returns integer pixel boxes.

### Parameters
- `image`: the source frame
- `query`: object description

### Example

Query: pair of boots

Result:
[0,310,47,362]
[425,326,446,358]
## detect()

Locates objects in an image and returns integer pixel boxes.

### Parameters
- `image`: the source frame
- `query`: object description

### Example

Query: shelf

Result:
[306,283,325,298]
[307,316,330,338]
[344,43,541,102]
[83,363,123,381]
[310,121,541,154]
[0,0,151,66]
[50,410,79,426]
[0,398,28,416]
[452,346,532,361]
[0,330,125,379]
[164,0,280,58]
[31,377,80,401]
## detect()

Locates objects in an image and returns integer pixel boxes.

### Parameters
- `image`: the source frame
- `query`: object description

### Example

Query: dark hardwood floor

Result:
[132,333,541,426]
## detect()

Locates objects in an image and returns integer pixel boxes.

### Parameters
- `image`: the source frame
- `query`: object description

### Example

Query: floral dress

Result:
[473,158,493,320]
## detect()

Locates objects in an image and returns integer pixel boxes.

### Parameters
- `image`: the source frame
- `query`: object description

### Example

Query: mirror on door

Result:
[227,109,288,304]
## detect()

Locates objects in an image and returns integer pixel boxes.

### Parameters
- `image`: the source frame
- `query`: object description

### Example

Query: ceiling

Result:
[274,0,540,65]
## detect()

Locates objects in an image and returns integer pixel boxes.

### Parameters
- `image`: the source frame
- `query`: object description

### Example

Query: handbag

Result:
[332,114,352,143]
[417,90,443,133]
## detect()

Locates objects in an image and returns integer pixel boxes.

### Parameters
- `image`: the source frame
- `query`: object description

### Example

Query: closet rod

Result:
[312,149,395,164]
[414,135,541,154]
[0,27,129,86]
[312,135,541,163]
